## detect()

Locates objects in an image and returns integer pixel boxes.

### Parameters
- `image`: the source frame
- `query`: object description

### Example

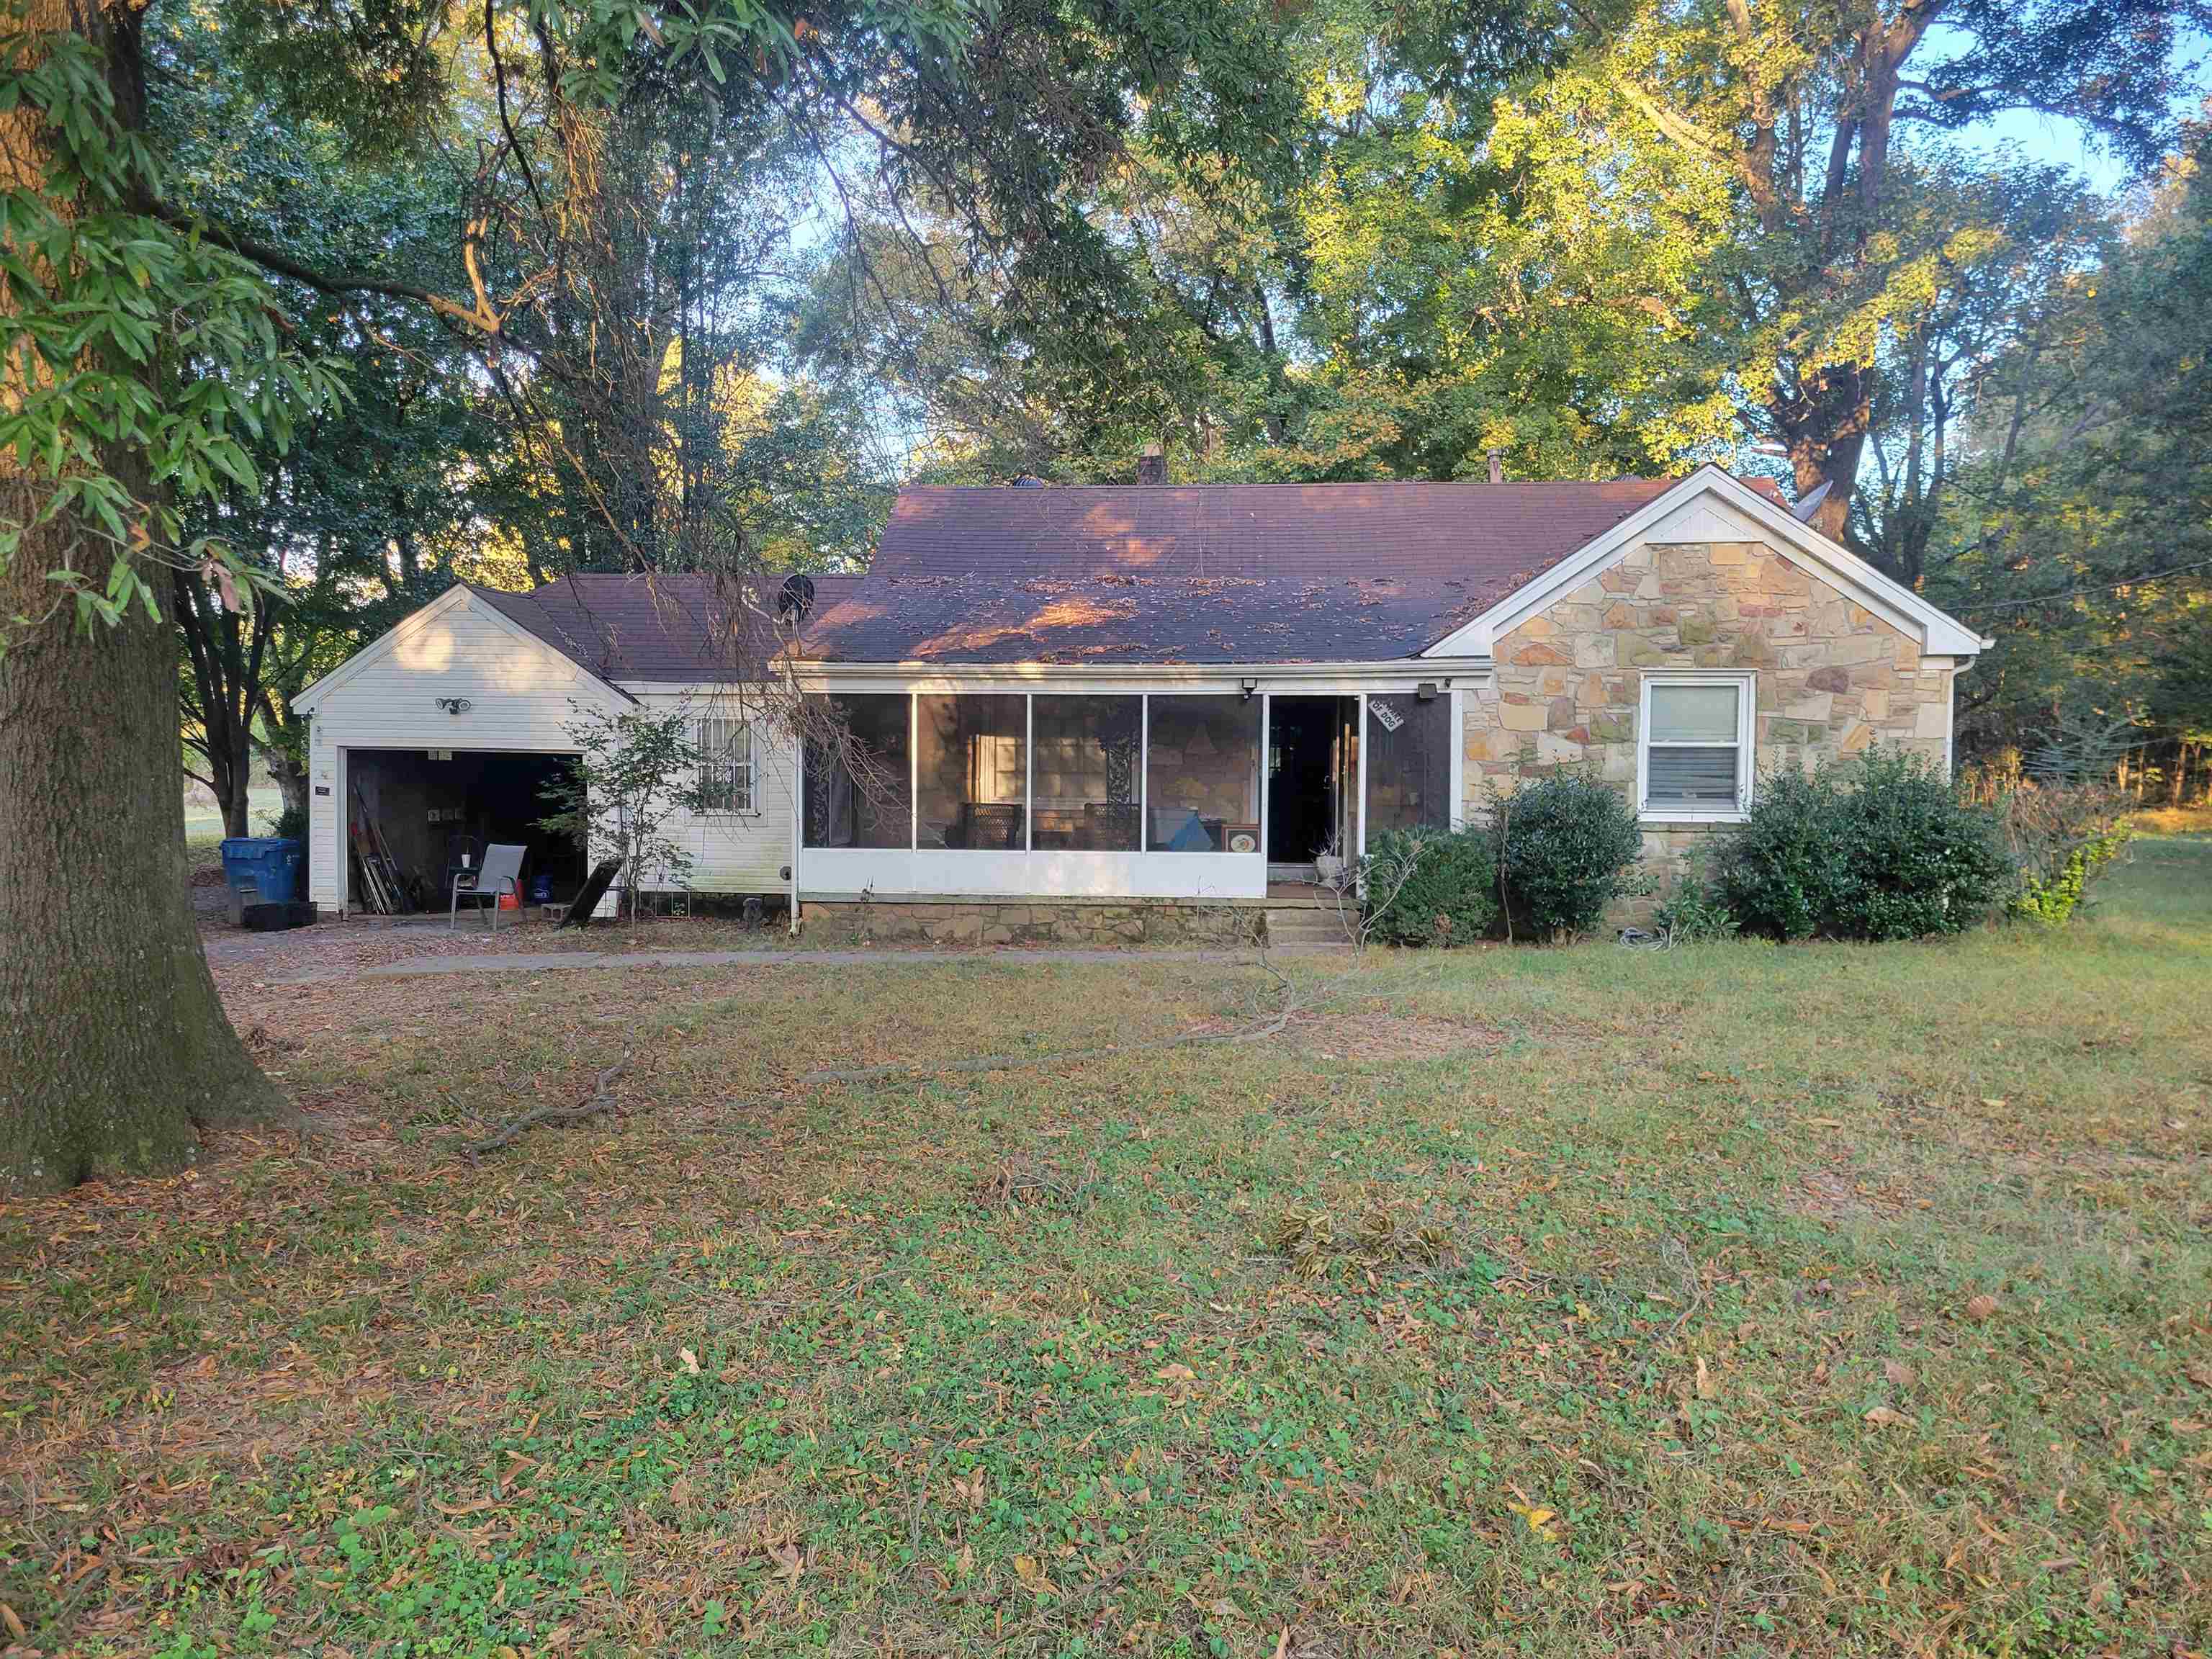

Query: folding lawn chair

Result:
[451,842,526,933]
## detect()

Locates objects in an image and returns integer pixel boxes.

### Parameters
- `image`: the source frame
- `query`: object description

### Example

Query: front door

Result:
[1267,697,1349,868]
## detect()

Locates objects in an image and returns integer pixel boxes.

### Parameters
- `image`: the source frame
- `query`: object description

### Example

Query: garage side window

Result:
[1639,675,1753,819]
[698,717,754,814]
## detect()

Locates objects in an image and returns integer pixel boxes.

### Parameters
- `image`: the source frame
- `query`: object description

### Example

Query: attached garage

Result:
[292,584,631,915]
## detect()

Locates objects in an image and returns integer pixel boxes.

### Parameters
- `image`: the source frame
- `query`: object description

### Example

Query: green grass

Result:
[4,840,2209,1656]
[183,785,284,850]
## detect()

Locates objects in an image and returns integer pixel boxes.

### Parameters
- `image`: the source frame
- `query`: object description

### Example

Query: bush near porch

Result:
[3,832,2208,1656]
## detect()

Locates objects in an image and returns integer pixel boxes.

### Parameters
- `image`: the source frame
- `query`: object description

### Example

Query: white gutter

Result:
[624,658,1493,696]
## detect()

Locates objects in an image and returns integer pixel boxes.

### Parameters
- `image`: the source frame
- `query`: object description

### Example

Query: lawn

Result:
[4,838,2209,1657]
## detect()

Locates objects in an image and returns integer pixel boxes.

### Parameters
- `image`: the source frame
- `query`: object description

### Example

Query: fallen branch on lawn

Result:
[464,1055,632,1156]
[801,958,1317,1087]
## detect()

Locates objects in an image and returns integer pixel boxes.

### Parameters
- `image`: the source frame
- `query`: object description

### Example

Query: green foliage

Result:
[0,26,346,643]
[1988,782,2136,926]
[1652,869,1738,943]
[1717,750,2011,941]
[1492,772,1645,940]
[1363,825,1498,947]
[537,704,709,922]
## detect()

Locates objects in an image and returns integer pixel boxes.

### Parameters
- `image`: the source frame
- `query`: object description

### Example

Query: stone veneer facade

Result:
[1462,536,1955,896]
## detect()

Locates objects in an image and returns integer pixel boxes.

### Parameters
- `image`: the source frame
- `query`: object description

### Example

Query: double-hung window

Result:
[1638,674,1753,820]
[698,717,755,814]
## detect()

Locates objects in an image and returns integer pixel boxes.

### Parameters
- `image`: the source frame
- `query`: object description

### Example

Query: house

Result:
[291,465,1987,940]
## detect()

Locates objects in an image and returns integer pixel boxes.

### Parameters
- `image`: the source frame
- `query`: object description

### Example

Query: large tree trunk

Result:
[0,0,282,1195]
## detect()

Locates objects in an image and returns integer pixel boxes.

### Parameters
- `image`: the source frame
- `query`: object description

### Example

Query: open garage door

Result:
[344,748,584,913]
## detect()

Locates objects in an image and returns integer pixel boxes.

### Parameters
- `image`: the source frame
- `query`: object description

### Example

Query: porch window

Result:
[1146,695,1262,853]
[1032,696,1141,850]
[917,694,1028,850]
[697,716,755,814]
[1363,691,1453,835]
[804,693,912,848]
[1639,675,1753,819]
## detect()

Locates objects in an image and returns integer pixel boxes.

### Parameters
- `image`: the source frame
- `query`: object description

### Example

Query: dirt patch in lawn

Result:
[1289,1007,1508,1061]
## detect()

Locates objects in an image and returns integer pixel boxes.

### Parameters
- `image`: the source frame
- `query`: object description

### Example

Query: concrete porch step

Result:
[1266,907,1352,950]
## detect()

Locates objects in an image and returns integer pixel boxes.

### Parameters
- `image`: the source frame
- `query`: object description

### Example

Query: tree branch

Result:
[151,202,495,333]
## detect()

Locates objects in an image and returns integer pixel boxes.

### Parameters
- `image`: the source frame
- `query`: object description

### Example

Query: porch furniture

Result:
[451,842,526,933]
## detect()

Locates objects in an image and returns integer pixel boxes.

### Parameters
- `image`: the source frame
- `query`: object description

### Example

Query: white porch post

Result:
[1258,692,1270,869]
[1448,685,1464,830]
[1138,693,1149,852]
[1355,692,1368,856]
[788,721,803,935]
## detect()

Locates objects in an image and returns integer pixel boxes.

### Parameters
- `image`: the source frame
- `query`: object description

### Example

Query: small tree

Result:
[539,703,709,925]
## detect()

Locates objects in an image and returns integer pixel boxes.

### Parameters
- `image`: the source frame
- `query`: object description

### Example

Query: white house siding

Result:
[300,591,623,909]
[630,691,798,895]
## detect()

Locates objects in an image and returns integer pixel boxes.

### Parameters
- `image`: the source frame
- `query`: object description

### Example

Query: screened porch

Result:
[793,684,1460,899]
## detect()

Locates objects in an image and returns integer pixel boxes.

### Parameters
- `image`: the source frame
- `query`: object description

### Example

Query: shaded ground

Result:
[9,837,2210,1656]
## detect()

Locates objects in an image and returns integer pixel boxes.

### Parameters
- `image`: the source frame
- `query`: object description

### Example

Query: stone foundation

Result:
[799,899,1265,948]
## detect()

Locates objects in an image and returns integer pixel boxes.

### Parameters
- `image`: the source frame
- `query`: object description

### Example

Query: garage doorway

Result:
[344,748,583,912]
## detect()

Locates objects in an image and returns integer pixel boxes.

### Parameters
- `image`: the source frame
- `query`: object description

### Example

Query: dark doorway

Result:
[347,749,583,909]
[1268,696,1353,867]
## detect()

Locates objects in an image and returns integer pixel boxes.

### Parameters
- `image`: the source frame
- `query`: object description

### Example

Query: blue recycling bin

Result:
[218,837,303,904]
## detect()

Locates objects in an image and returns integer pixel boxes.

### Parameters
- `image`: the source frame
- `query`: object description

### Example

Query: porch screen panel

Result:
[917,694,1027,850]
[1145,696,1262,853]
[1364,692,1454,835]
[803,693,912,849]
[1031,696,1141,850]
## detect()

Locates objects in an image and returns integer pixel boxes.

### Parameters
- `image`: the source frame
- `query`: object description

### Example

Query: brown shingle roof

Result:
[472,572,863,683]
[471,477,1789,674]
[801,479,1699,665]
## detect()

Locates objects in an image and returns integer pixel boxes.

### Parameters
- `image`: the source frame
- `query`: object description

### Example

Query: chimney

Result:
[1137,444,1167,485]
[1486,446,1504,485]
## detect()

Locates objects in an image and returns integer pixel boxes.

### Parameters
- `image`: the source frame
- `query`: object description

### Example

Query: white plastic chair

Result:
[451,842,526,933]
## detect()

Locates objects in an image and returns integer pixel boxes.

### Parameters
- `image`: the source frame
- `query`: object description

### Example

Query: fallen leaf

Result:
[1,1603,24,1641]
[1013,1555,1057,1598]
[678,1347,700,1375]
[1863,1406,1909,1428]
[1154,1362,1197,1384]
[768,1539,804,1586]
[1882,1359,1917,1389]
[1962,1295,2000,1323]
[1506,1501,1561,1540]
[1694,1356,1719,1401]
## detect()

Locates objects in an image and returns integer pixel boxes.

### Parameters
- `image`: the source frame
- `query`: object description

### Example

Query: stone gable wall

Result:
[1462,538,1954,891]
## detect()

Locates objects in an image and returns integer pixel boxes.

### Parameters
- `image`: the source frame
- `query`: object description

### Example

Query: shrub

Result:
[1716,749,2010,940]
[1653,869,1738,942]
[270,802,308,841]
[1363,825,1498,946]
[1992,782,2134,925]
[1493,773,1645,940]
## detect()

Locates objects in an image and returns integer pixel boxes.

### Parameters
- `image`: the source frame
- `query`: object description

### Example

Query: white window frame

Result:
[1637,672,1755,824]
[697,716,755,815]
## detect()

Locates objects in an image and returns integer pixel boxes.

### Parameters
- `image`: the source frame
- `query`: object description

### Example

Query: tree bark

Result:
[0,0,282,1195]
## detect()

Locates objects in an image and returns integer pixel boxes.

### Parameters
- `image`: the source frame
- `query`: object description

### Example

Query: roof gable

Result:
[292,585,634,714]
[1419,468,1986,660]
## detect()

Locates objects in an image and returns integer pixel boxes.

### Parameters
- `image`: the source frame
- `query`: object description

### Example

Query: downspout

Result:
[788,728,803,936]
